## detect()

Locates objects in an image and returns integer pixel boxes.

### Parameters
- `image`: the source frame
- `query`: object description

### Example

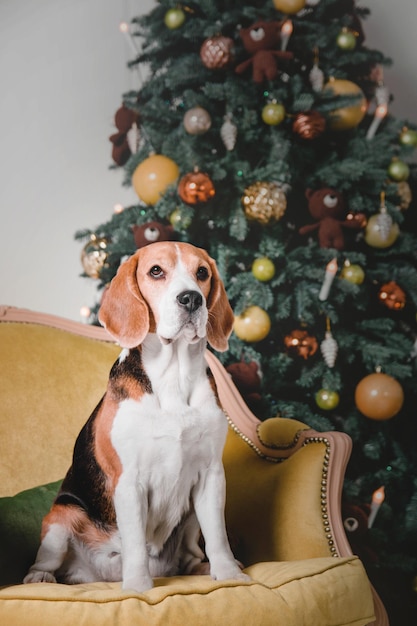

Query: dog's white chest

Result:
[111,373,227,550]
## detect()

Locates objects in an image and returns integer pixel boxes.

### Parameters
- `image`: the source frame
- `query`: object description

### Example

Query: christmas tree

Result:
[76,0,417,622]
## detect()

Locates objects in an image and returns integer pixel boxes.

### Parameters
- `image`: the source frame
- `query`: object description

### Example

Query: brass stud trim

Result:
[302,436,339,557]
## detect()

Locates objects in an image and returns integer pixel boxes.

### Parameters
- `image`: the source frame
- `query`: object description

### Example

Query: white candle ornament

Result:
[368,486,385,528]
[319,258,338,301]
[119,22,139,56]
[366,103,388,140]
[280,20,293,51]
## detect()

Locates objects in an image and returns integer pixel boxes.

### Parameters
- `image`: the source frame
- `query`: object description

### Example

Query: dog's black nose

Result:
[177,290,203,312]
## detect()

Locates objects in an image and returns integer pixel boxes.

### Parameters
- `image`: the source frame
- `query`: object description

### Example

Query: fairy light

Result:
[80,306,91,324]
[114,203,124,214]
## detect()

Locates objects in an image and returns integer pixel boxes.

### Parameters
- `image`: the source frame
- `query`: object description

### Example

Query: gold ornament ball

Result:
[396,181,412,210]
[336,28,357,50]
[272,0,306,14]
[183,106,212,135]
[164,8,185,29]
[233,306,271,343]
[387,158,410,182]
[81,236,108,279]
[323,78,367,130]
[132,154,179,205]
[340,263,365,285]
[262,102,286,126]
[399,128,417,147]
[252,257,276,282]
[365,214,400,248]
[355,372,404,420]
[169,208,192,230]
[315,389,340,411]
[242,181,287,225]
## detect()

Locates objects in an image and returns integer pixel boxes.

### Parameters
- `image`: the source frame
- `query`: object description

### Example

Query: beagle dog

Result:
[24,241,249,593]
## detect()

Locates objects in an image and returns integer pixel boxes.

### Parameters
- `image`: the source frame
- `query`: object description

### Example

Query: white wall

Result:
[0,0,416,321]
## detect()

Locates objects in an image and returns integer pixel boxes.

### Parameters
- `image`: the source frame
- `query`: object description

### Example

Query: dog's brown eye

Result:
[197,266,209,281]
[149,265,164,278]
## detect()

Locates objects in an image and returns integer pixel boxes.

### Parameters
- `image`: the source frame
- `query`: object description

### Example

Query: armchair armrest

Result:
[205,350,389,626]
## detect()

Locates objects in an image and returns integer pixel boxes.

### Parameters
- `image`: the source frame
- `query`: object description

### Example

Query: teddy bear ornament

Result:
[299,187,366,250]
[235,21,293,83]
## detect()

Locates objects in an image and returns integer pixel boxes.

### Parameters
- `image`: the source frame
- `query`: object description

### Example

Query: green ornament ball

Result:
[252,257,276,282]
[262,102,286,126]
[164,8,186,29]
[399,128,417,147]
[315,389,340,411]
[388,158,410,182]
[336,29,357,50]
[340,263,365,285]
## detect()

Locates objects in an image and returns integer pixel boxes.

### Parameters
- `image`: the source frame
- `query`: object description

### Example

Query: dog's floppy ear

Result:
[206,256,234,352]
[99,252,150,348]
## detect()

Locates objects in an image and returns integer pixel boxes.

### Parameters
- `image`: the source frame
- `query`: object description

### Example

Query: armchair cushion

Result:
[1,557,372,626]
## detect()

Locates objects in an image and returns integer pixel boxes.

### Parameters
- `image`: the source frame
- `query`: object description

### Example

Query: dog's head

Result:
[99,241,234,352]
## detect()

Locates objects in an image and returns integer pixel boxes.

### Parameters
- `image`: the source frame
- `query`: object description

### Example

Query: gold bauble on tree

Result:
[365,214,400,248]
[242,181,287,225]
[132,154,179,205]
[81,236,109,279]
[323,78,367,130]
[233,306,271,343]
[272,0,306,14]
[355,372,404,420]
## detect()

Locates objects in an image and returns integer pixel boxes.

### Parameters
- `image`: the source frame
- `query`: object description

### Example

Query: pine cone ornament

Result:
[309,62,324,92]
[320,330,338,368]
[220,114,237,150]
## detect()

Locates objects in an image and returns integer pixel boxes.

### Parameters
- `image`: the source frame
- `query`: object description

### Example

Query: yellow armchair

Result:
[0,306,388,625]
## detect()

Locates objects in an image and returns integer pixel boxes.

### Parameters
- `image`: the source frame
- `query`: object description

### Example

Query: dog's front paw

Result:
[122,574,154,593]
[211,561,251,583]
[23,570,57,584]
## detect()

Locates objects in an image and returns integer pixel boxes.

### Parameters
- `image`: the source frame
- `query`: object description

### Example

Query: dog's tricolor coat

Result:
[24,241,249,593]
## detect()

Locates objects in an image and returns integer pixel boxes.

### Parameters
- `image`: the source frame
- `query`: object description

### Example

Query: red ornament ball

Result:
[200,36,234,69]
[378,281,406,310]
[292,111,326,139]
[178,170,215,204]
[355,372,404,420]
[284,329,318,360]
